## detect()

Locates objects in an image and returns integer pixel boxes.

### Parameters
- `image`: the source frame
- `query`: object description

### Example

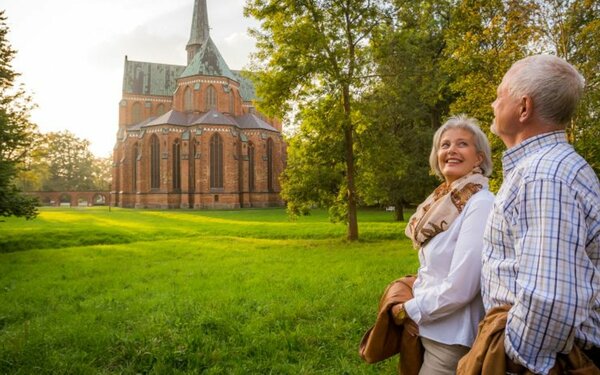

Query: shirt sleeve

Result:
[404,195,493,324]
[505,179,595,374]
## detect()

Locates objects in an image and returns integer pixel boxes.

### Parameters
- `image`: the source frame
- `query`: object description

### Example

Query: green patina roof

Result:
[122,57,258,102]
[232,70,257,102]
[122,58,186,96]
[187,0,209,49]
[122,0,258,103]
[180,37,237,82]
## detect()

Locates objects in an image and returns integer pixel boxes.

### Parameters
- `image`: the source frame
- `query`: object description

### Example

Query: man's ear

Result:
[519,96,533,122]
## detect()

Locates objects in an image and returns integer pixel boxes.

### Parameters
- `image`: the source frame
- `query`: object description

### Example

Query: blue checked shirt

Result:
[482,131,600,374]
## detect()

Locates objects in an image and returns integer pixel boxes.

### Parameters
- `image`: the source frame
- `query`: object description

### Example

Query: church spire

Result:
[186,0,210,64]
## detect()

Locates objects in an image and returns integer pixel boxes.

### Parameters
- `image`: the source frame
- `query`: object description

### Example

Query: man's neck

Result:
[503,121,563,149]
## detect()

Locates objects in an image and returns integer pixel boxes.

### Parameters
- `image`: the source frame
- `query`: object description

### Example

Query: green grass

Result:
[0,207,418,374]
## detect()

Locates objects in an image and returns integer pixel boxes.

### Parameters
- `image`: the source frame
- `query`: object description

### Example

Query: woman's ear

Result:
[476,152,484,167]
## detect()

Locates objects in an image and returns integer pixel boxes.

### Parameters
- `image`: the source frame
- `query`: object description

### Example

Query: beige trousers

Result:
[419,337,470,375]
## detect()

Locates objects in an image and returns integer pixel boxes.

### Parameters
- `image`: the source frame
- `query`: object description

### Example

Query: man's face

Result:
[491,72,521,147]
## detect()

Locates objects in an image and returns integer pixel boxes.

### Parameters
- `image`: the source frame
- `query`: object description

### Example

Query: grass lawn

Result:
[0,207,418,374]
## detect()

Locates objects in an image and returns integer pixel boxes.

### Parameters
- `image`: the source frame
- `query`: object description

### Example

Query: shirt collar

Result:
[502,131,568,174]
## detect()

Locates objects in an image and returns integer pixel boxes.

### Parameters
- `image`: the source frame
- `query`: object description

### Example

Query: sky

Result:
[3,0,260,157]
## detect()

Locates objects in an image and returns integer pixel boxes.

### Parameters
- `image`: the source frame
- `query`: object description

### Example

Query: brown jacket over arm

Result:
[457,305,599,375]
[359,275,423,375]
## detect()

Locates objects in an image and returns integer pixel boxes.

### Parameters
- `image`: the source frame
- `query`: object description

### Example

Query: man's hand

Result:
[505,354,526,374]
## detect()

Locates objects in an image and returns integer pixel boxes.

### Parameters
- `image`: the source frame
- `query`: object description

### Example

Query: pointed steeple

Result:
[186,0,210,64]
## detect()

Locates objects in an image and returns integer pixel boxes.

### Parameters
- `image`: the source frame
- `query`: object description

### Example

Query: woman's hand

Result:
[404,318,419,337]
[391,304,406,325]
[390,304,420,336]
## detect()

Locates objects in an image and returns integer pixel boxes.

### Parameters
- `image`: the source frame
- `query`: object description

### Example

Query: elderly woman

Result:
[392,115,494,375]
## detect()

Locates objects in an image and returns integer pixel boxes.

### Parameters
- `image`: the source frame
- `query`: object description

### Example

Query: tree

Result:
[91,156,112,191]
[535,0,600,175]
[280,96,347,219]
[16,131,112,192]
[357,0,452,221]
[36,131,98,191]
[442,0,540,189]
[14,131,47,191]
[0,10,39,220]
[245,0,384,240]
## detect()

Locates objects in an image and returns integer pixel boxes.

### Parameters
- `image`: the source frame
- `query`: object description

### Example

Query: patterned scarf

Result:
[405,168,488,249]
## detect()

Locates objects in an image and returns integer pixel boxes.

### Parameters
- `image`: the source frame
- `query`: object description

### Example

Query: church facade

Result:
[111,0,285,209]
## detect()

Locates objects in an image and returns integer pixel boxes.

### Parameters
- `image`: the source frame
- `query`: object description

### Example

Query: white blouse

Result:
[403,189,494,347]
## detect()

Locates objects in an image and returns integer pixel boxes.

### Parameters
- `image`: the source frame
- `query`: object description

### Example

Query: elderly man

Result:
[479,54,600,374]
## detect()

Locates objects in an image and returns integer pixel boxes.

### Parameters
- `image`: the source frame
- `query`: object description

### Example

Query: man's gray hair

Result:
[429,114,493,180]
[506,54,585,127]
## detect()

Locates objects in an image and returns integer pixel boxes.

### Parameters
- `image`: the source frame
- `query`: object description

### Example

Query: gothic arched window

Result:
[132,143,138,191]
[150,135,160,189]
[228,91,234,114]
[189,142,196,192]
[267,138,274,192]
[206,85,217,111]
[172,140,181,190]
[156,103,166,116]
[184,86,193,112]
[132,102,142,124]
[210,133,223,189]
[248,142,255,192]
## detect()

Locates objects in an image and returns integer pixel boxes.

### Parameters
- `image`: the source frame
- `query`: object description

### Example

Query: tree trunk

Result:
[394,202,404,222]
[343,86,358,241]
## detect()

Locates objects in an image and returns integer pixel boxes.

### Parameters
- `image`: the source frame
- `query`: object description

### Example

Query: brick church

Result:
[111,0,285,209]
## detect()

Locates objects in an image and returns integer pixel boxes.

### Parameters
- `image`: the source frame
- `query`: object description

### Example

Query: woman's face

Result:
[437,128,483,185]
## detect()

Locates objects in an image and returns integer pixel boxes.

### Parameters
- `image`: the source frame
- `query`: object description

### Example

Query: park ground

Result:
[0,207,418,374]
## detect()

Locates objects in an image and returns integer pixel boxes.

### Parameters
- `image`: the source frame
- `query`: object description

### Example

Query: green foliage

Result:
[246,0,600,235]
[0,11,39,220]
[12,132,47,191]
[245,0,386,240]
[280,97,346,220]
[41,131,97,191]
[438,0,600,182]
[538,0,600,175]
[357,0,451,220]
[442,0,540,189]
[15,130,111,192]
[444,0,539,121]
[91,155,112,190]
[0,208,417,373]
[245,0,381,119]
[357,115,438,219]
[248,0,600,226]
[247,0,600,233]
